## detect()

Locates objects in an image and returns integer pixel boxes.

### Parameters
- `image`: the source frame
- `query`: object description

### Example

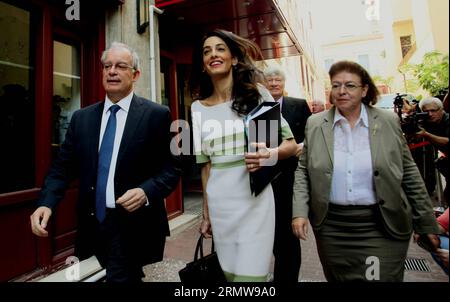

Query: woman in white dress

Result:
[190,29,297,282]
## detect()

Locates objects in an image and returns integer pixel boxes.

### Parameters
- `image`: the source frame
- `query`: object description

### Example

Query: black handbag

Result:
[178,235,227,283]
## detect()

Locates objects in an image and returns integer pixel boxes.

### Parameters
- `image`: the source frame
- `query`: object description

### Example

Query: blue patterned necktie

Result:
[96,104,121,222]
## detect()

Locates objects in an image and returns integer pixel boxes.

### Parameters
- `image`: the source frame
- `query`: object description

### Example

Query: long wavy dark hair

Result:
[189,29,265,116]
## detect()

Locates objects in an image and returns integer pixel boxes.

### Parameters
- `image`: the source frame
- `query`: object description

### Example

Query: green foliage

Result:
[402,51,449,96]
[372,75,394,88]
[405,78,421,94]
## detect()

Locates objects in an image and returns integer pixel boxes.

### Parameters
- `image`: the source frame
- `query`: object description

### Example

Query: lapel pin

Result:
[373,124,378,136]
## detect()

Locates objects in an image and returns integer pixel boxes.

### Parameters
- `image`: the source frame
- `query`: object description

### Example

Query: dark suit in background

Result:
[272,96,311,282]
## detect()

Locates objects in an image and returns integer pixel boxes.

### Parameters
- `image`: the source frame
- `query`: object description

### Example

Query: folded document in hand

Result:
[244,102,282,196]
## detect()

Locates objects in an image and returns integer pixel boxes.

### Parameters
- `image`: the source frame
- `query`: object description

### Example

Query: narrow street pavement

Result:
[143,194,448,283]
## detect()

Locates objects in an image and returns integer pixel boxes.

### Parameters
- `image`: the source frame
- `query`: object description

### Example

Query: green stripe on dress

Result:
[281,125,294,139]
[223,270,268,282]
[212,145,246,156]
[196,153,209,164]
[211,159,245,169]
[204,132,245,149]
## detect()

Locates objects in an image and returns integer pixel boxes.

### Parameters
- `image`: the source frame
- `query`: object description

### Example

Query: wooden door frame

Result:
[0,0,105,280]
[160,50,183,219]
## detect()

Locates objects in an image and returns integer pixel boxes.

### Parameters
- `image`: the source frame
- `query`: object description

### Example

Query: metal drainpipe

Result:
[149,4,163,103]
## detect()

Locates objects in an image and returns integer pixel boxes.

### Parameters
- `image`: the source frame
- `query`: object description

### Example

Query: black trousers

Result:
[272,177,301,282]
[97,209,145,283]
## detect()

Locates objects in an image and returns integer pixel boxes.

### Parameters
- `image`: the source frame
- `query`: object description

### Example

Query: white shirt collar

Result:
[275,96,283,103]
[275,96,283,111]
[333,104,369,128]
[104,91,134,114]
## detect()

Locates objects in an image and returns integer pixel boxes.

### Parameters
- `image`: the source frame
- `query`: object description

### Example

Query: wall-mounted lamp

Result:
[137,0,149,34]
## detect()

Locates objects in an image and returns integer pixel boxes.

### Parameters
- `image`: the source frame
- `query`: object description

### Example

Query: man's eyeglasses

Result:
[331,82,363,92]
[266,78,283,84]
[103,62,135,72]
[422,108,440,113]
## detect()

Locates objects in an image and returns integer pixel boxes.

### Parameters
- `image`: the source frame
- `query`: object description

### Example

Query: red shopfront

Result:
[155,0,302,192]
[0,0,120,281]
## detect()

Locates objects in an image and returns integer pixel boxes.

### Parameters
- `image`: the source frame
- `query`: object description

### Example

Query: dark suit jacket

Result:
[38,94,181,266]
[293,106,439,240]
[281,97,312,145]
[272,97,311,211]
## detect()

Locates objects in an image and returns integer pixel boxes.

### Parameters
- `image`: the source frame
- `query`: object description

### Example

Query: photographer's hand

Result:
[414,233,441,252]
[415,127,428,138]
[402,99,416,115]
[416,127,449,147]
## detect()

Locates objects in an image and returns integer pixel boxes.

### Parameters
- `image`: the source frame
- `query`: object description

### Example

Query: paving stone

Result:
[144,193,448,282]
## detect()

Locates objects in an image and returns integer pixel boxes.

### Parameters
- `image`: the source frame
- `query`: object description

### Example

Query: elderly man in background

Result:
[264,65,311,282]
[416,97,449,204]
[312,99,325,114]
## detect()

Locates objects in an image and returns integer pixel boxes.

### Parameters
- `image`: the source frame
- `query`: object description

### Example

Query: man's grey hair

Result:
[101,42,140,71]
[419,96,443,110]
[263,65,286,80]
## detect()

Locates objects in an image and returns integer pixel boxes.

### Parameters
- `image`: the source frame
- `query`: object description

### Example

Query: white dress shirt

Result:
[99,92,133,208]
[329,105,377,205]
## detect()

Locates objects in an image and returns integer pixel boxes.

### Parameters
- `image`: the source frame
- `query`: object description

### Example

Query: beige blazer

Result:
[293,105,439,240]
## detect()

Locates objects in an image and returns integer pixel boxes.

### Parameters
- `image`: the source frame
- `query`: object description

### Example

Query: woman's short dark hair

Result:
[189,29,265,115]
[328,61,379,106]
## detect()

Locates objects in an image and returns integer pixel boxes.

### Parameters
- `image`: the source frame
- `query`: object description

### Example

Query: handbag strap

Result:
[194,235,215,261]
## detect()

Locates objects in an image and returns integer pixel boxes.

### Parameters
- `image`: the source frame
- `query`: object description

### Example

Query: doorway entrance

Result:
[160,52,183,218]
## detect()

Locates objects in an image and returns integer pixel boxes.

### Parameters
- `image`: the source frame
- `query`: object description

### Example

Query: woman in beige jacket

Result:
[292,61,440,282]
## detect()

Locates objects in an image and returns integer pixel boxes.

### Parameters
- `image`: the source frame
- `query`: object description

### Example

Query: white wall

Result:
[275,0,326,101]
[105,1,152,100]
[321,35,388,77]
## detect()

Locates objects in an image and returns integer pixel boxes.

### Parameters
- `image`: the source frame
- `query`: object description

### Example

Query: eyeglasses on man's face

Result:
[266,77,283,84]
[331,82,363,92]
[422,108,440,114]
[103,62,135,72]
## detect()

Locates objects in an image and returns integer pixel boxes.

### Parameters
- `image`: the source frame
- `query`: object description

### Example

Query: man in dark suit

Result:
[30,42,181,282]
[264,66,311,282]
